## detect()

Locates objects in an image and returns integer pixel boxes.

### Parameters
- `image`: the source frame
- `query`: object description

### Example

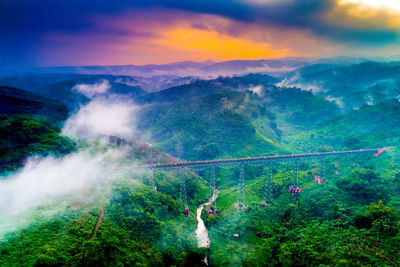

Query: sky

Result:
[2,0,400,67]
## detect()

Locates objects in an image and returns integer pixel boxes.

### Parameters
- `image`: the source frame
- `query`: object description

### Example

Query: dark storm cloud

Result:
[0,0,398,68]
[2,0,397,43]
[118,0,399,45]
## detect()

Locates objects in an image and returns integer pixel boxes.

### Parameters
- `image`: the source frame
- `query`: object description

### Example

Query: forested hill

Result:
[296,61,400,86]
[0,86,75,172]
[284,99,400,152]
[136,73,339,160]
[0,86,69,121]
[34,78,145,108]
[137,74,278,103]
[282,61,400,109]
[0,64,399,266]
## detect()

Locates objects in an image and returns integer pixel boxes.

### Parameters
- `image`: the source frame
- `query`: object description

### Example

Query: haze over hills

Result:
[2,56,400,94]
[1,58,312,93]
[1,58,400,266]
[280,61,400,109]
[9,56,400,78]
[4,0,400,265]
[2,60,397,159]
[14,58,312,77]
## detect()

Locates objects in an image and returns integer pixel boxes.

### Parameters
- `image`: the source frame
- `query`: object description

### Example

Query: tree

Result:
[336,168,384,203]
[366,201,398,235]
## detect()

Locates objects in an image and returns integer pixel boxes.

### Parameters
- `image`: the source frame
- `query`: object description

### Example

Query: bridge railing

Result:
[113,147,392,215]
[123,148,388,170]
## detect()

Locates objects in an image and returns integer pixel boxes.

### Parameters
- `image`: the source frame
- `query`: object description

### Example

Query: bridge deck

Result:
[130,148,386,169]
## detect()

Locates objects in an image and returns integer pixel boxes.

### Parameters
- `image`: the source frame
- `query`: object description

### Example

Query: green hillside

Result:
[139,90,283,160]
[284,99,400,152]
[283,61,400,109]
[34,77,145,108]
[0,86,74,172]
[0,86,69,121]
[0,70,399,266]
[0,114,75,172]
[138,74,278,104]
[137,74,340,160]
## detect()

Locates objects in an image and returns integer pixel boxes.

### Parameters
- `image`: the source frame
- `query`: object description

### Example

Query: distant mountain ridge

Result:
[11,56,395,78]
[2,56,400,94]
[138,73,279,104]
[23,58,311,77]
[0,73,193,93]
[281,61,400,109]
[0,86,69,121]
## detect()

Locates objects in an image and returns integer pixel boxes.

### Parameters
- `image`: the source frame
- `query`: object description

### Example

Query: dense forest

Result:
[0,62,399,266]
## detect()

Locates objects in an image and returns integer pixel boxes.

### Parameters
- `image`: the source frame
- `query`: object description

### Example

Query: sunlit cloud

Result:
[4,0,400,67]
[336,0,400,27]
[240,0,293,6]
[339,0,400,13]
[38,9,342,66]
[151,26,290,61]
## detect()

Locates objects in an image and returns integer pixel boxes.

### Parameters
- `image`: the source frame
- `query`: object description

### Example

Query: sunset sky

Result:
[2,0,400,67]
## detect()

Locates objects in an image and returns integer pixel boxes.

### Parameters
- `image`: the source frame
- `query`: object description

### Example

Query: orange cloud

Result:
[129,24,291,62]
[39,10,339,66]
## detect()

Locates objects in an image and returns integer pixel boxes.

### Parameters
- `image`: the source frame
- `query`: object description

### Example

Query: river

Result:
[195,190,218,248]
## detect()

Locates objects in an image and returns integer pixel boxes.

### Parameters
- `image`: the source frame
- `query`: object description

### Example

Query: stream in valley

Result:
[195,190,218,264]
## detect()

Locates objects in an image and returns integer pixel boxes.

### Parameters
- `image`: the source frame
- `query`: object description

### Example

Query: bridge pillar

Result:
[209,165,216,204]
[236,163,246,211]
[288,159,302,196]
[148,168,157,194]
[321,156,327,178]
[206,165,218,215]
[263,162,273,206]
[293,159,299,187]
[336,155,343,175]
[178,168,189,216]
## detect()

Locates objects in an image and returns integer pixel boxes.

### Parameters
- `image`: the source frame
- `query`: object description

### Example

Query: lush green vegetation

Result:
[200,154,400,266]
[0,187,205,266]
[34,77,144,108]
[138,90,283,160]
[0,174,208,266]
[284,99,400,152]
[0,114,75,172]
[0,86,69,122]
[0,67,399,266]
[286,61,400,109]
[0,85,75,172]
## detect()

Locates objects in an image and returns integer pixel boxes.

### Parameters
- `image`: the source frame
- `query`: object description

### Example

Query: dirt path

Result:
[81,204,105,263]
[365,245,398,267]
[89,205,105,240]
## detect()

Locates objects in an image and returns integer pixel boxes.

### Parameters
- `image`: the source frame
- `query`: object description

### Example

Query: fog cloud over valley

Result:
[63,97,138,139]
[0,84,140,239]
[73,79,111,98]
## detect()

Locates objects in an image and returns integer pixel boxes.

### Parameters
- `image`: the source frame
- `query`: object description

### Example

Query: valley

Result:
[0,59,399,266]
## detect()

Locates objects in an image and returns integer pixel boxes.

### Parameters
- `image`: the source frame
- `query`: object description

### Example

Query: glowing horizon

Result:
[2,0,400,67]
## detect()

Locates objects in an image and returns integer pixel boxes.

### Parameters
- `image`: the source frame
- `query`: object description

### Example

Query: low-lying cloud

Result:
[248,85,264,96]
[1,150,106,212]
[0,89,141,239]
[326,95,344,108]
[0,146,129,239]
[73,79,111,98]
[276,72,323,92]
[63,97,138,140]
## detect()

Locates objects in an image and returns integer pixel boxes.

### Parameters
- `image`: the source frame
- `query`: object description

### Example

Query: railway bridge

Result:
[118,148,389,215]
